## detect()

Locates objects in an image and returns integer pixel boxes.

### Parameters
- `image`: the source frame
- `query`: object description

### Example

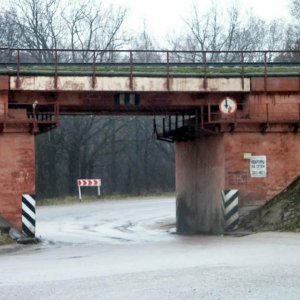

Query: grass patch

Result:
[0,233,13,245]
[38,192,175,206]
[240,177,300,232]
[0,64,299,76]
[275,218,300,232]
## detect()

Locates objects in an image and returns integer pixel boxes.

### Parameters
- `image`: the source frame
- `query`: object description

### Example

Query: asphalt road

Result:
[1,197,300,300]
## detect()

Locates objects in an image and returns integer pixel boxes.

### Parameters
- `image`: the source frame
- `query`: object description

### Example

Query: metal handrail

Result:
[0,48,298,92]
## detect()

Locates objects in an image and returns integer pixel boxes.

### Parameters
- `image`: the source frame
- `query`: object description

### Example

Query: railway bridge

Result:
[0,48,300,234]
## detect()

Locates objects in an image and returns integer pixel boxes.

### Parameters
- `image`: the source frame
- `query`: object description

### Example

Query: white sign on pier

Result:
[250,156,267,178]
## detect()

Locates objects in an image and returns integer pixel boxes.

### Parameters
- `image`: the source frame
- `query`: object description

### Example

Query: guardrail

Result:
[0,48,299,90]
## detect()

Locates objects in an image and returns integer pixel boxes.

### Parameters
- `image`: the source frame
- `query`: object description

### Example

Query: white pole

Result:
[97,185,101,198]
[78,185,82,201]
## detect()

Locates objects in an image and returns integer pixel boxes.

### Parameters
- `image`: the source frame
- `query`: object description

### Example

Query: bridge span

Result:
[0,48,300,234]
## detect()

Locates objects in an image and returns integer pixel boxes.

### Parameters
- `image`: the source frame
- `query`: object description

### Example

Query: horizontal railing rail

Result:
[0,48,298,90]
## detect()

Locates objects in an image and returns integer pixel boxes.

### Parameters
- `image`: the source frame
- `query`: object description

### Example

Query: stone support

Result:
[176,132,300,234]
[176,136,225,234]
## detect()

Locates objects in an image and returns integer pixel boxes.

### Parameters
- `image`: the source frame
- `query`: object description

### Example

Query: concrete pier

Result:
[176,131,300,234]
[176,137,225,234]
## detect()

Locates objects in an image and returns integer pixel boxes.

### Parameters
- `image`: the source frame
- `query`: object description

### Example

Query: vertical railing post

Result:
[208,103,211,123]
[54,49,58,90]
[166,51,170,91]
[92,51,96,89]
[16,49,20,89]
[203,51,207,90]
[264,51,268,92]
[241,52,245,90]
[129,51,133,90]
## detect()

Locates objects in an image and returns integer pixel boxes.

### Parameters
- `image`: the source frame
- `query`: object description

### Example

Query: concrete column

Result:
[176,136,225,234]
[0,132,35,230]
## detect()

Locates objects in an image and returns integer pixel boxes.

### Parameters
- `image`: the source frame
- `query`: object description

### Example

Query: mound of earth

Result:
[239,177,300,232]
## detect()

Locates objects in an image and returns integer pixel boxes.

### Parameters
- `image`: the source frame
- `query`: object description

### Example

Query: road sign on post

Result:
[77,179,101,201]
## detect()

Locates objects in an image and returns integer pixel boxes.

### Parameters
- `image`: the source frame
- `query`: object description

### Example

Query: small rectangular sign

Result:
[77,179,101,186]
[250,156,267,178]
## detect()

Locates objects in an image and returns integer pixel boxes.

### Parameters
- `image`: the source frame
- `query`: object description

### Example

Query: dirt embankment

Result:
[240,177,300,232]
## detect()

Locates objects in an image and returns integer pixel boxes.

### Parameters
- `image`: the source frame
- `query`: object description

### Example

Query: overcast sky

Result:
[112,0,291,44]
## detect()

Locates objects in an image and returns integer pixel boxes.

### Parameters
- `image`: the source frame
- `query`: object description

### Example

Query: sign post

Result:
[77,179,102,201]
[78,185,82,201]
[97,185,101,197]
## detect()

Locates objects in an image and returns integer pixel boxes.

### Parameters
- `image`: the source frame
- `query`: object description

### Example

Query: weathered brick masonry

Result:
[0,71,300,234]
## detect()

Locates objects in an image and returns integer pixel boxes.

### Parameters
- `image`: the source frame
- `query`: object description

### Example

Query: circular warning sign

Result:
[219,97,237,114]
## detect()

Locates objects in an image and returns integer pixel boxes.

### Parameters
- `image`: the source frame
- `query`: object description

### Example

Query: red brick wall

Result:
[176,131,300,234]
[0,133,35,230]
[224,133,300,206]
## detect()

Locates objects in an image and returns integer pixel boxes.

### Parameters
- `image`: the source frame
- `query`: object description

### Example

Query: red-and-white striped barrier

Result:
[77,179,102,200]
[77,179,101,187]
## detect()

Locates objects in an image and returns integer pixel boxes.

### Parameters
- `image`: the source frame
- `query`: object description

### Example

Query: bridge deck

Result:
[0,48,299,91]
[0,48,299,134]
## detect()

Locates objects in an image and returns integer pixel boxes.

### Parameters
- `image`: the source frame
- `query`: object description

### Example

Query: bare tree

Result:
[0,9,21,48]
[288,0,300,51]
[0,8,23,62]
[9,0,64,62]
[169,1,289,63]
[36,115,175,198]
[62,0,128,62]
[130,22,162,63]
[290,0,300,22]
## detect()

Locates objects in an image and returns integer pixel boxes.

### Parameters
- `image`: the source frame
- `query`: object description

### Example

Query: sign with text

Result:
[250,156,267,178]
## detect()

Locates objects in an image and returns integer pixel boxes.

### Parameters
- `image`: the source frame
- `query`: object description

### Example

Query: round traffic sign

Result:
[219,97,237,114]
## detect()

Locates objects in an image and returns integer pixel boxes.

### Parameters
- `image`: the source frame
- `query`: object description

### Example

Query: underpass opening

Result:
[1,48,300,237]
[35,115,176,200]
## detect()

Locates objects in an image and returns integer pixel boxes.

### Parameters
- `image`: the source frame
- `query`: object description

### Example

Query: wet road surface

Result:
[1,197,300,299]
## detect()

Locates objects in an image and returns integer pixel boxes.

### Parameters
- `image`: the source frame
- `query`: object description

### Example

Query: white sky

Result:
[112,0,291,44]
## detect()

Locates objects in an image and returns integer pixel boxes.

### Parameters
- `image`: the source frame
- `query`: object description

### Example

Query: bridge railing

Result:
[0,48,299,86]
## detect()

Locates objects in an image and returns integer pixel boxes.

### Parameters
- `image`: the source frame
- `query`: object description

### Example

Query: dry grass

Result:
[240,177,300,232]
[0,233,13,245]
[38,192,175,206]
